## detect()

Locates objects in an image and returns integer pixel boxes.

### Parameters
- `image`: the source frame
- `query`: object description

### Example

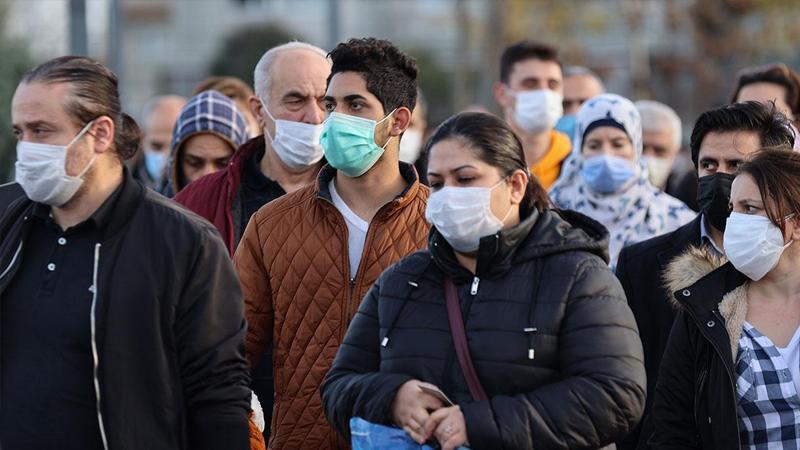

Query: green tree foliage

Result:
[208,23,300,87]
[0,6,33,183]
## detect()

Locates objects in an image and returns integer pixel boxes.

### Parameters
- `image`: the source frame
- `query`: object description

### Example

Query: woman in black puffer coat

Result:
[321,112,646,450]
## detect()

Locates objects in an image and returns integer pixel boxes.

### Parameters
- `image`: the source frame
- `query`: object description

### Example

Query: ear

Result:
[493,82,511,109]
[90,116,115,154]
[249,95,268,129]
[388,107,412,137]
[507,168,528,205]
[790,216,800,243]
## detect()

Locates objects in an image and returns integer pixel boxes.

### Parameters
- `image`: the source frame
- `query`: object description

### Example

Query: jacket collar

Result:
[315,162,422,218]
[429,208,540,282]
[230,135,266,181]
[664,245,749,359]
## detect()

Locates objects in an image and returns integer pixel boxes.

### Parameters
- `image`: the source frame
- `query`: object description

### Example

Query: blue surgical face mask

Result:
[554,114,576,141]
[321,111,395,177]
[143,148,167,182]
[580,154,636,194]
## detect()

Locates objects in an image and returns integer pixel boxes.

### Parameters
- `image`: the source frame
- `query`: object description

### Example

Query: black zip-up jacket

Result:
[321,208,646,450]
[650,247,749,450]
[0,171,251,450]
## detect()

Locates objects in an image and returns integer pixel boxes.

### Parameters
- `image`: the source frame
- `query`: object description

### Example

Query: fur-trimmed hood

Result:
[663,245,748,360]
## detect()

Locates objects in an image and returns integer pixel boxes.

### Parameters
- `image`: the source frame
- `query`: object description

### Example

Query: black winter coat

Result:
[650,247,748,449]
[321,208,646,450]
[615,215,702,449]
[0,171,251,450]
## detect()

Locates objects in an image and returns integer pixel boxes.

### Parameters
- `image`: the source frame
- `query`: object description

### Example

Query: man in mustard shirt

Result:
[493,41,571,189]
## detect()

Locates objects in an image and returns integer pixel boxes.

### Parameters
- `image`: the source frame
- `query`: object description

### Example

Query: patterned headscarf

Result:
[550,94,695,267]
[165,90,249,195]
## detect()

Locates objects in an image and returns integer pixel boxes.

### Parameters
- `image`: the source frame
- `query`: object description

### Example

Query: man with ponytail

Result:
[0,56,251,450]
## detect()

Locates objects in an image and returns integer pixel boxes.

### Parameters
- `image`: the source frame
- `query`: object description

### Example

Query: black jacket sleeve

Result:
[177,226,251,450]
[650,310,701,449]
[460,256,647,450]
[321,275,414,441]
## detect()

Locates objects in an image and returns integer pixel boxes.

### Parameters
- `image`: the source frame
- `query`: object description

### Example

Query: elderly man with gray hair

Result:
[636,100,685,191]
[173,41,332,442]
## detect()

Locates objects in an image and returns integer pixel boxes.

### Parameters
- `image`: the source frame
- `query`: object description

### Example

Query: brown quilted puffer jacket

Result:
[234,163,430,450]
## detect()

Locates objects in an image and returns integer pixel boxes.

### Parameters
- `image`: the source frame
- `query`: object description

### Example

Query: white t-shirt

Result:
[776,326,800,394]
[329,180,369,278]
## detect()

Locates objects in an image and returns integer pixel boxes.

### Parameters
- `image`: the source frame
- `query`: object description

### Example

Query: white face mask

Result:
[723,212,794,281]
[398,129,424,164]
[512,89,564,134]
[15,121,96,207]
[641,156,673,189]
[425,180,511,253]
[262,99,324,169]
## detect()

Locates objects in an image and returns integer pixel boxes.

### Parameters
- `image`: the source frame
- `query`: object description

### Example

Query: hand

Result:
[391,380,446,444]
[423,405,469,450]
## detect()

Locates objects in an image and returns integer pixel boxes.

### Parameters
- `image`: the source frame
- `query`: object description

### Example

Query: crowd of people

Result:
[1,34,799,450]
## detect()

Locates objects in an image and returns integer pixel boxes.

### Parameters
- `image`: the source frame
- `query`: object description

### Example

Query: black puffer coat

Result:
[321,208,646,450]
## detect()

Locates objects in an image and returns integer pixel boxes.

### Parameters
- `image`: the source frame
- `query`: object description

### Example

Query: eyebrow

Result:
[282,91,307,101]
[428,165,478,178]
[323,94,369,103]
[736,199,764,209]
[15,120,56,129]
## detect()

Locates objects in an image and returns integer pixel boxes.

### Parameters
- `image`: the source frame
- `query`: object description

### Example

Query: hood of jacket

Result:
[430,207,610,281]
[168,90,250,193]
[663,245,749,359]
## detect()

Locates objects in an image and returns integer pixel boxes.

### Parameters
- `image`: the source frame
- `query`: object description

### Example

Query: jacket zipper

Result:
[90,243,109,450]
[0,241,23,281]
[470,277,480,295]
[687,306,741,448]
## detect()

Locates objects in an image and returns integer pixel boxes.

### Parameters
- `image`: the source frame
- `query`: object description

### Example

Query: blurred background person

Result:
[615,101,796,450]
[322,112,645,450]
[731,63,800,127]
[399,88,429,183]
[652,147,800,450]
[129,95,186,190]
[556,66,605,140]
[635,100,690,193]
[195,75,262,138]
[550,94,695,267]
[493,40,570,189]
[163,90,248,196]
[174,41,331,443]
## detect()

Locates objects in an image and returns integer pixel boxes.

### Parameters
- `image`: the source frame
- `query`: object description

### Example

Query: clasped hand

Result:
[391,380,469,450]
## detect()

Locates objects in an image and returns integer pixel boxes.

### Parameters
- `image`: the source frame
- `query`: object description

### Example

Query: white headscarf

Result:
[550,94,695,267]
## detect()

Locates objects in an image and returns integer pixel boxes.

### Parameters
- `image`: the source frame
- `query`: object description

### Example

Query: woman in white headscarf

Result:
[550,94,695,267]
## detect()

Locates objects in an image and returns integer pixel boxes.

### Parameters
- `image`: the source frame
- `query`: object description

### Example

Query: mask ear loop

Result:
[260,98,279,145]
[377,109,398,148]
[784,213,798,249]
[68,119,98,179]
[491,176,516,224]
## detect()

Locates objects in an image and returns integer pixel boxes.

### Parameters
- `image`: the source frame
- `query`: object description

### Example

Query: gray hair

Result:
[563,66,605,89]
[253,41,329,103]
[635,100,683,151]
[140,95,186,124]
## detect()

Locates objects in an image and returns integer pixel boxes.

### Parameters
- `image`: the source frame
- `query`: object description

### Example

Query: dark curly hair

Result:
[327,37,417,114]
[689,101,795,168]
[21,56,141,161]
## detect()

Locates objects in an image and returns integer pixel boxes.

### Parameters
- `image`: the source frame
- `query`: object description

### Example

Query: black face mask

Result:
[697,172,735,232]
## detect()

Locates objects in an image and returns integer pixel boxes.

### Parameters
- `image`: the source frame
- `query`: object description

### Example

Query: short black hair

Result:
[730,63,800,115]
[328,37,417,114]
[499,40,561,84]
[689,101,795,167]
